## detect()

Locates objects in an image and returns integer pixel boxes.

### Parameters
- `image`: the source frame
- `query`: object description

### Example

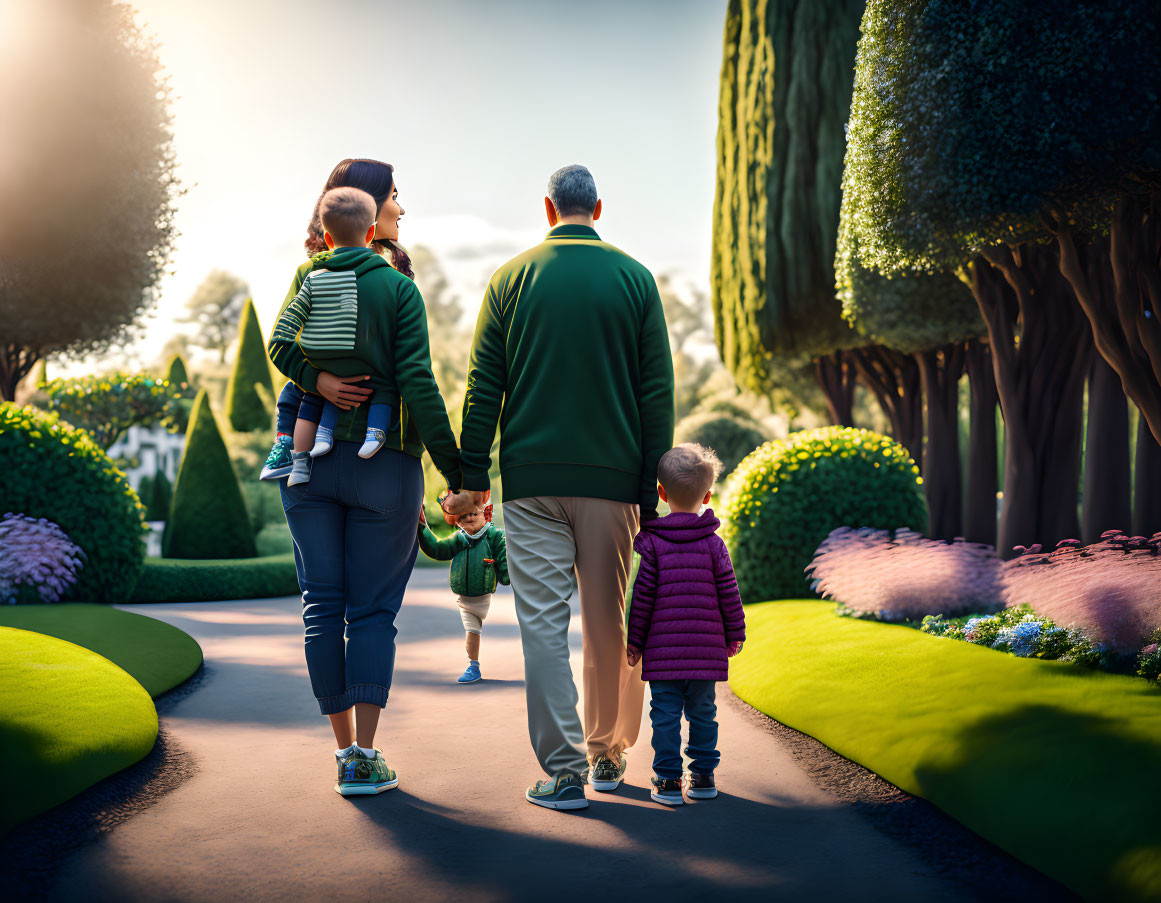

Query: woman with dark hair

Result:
[265,158,462,795]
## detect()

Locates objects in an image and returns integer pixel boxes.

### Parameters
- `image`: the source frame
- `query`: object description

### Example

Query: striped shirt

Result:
[271,269,359,351]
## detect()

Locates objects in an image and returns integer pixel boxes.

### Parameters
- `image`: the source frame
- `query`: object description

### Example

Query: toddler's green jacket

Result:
[418,523,510,597]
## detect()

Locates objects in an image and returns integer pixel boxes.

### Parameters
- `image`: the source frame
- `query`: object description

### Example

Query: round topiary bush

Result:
[0,403,146,602]
[723,426,928,603]
[674,412,767,481]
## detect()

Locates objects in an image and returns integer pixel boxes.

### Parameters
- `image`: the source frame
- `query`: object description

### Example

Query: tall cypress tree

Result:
[225,299,273,433]
[163,390,256,559]
[711,0,867,424]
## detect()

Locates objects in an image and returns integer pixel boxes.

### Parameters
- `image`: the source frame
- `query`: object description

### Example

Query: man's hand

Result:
[441,489,489,517]
[727,640,744,658]
[627,645,642,667]
[316,372,374,411]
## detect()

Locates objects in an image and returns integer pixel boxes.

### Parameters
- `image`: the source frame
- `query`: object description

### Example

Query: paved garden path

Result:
[45,570,978,902]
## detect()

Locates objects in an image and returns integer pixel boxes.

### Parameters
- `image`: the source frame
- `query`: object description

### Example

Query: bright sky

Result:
[127,0,728,363]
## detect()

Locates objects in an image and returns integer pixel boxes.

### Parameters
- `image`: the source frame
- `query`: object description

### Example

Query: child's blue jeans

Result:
[295,390,391,435]
[648,679,720,780]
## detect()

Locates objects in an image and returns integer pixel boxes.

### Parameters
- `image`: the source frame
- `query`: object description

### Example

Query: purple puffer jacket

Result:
[626,509,745,681]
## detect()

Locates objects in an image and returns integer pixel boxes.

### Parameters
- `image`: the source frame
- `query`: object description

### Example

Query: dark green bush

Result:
[225,299,273,433]
[163,390,256,559]
[674,412,768,481]
[130,553,298,602]
[143,469,172,522]
[723,426,928,602]
[0,403,146,601]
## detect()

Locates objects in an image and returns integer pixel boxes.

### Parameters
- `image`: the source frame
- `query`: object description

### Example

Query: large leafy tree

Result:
[836,0,1161,555]
[0,0,178,401]
[711,0,867,425]
[180,270,250,365]
[837,217,991,541]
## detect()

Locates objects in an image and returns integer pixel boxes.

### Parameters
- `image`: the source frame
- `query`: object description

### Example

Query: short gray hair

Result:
[547,164,598,217]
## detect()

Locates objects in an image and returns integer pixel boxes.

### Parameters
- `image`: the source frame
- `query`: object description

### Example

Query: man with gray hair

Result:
[445,164,674,810]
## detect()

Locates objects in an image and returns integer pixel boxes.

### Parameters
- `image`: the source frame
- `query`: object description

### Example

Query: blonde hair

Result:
[318,187,376,247]
[657,443,722,509]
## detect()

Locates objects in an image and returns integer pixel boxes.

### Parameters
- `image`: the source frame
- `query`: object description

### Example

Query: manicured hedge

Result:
[731,601,1161,902]
[130,553,300,603]
[0,403,146,602]
[225,299,273,433]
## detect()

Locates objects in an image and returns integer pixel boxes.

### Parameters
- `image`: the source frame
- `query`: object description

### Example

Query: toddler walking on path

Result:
[627,443,746,805]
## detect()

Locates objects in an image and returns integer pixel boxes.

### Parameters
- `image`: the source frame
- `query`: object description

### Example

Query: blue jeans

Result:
[281,441,423,714]
[648,679,720,780]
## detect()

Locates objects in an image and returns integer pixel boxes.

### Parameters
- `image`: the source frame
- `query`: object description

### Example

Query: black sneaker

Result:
[685,771,717,799]
[650,776,683,806]
[589,753,627,792]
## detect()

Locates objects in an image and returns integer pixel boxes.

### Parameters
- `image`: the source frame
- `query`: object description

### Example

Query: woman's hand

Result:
[441,489,488,517]
[316,372,374,411]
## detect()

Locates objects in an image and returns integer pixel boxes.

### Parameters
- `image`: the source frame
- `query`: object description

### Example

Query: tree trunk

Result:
[917,344,965,540]
[1082,353,1132,543]
[850,346,923,469]
[0,344,41,402]
[814,350,857,427]
[964,338,998,546]
[973,245,1089,557]
[1054,193,1161,446]
[1133,411,1161,537]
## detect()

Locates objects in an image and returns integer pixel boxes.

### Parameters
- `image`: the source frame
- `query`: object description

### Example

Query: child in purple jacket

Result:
[627,443,746,806]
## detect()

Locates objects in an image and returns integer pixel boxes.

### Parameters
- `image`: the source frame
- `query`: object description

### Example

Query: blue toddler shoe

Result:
[457,660,482,683]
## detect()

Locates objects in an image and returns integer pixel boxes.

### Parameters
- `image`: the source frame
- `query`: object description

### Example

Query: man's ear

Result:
[365,224,377,245]
[324,231,336,250]
[592,198,602,222]
[544,196,558,227]
[658,484,667,503]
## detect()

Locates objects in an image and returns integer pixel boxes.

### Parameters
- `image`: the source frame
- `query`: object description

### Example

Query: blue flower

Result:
[994,622,1042,656]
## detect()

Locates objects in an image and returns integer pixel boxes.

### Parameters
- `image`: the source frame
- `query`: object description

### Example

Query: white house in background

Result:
[109,424,186,492]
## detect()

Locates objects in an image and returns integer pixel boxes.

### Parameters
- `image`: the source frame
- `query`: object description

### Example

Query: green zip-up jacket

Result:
[267,248,461,489]
[417,523,509,596]
[458,225,675,516]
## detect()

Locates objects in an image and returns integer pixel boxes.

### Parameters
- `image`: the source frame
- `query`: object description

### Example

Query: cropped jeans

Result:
[648,679,720,780]
[281,441,423,714]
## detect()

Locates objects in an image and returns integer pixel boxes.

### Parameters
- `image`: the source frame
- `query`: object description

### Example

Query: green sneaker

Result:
[335,748,398,796]
[525,772,588,810]
[588,753,627,792]
[260,434,294,480]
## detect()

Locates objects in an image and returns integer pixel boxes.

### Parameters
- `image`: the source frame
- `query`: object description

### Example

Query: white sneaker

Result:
[311,427,334,458]
[358,428,386,459]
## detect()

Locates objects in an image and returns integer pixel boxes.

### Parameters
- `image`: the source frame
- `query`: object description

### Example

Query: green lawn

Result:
[0,604,202,697]
[731,601,1161,902]
[0,628,158,834]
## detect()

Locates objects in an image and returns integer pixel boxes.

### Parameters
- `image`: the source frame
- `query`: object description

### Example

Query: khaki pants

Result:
[457,594,492,634]
[502,496,644,777]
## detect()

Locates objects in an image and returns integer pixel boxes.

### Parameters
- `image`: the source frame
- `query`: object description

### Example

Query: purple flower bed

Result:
[0,513,87,604]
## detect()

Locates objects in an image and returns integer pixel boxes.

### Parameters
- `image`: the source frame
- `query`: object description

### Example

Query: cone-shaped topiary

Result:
[0,403,146,601]
[146,468,172,522]
[225,299,273,433]
[723,426,928,602]
[164,390,256,559]
[165,353,193,393]
[674,412,767,482]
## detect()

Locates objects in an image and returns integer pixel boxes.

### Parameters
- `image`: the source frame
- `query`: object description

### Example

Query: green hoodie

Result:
[418,523,509,597]
[459,224,675,516]
[268,248,461,489]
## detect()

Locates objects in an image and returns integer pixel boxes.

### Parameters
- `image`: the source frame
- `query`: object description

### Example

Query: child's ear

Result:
[365,223,376,245]
[323,231,336,250]
[657,484,667,503]
[702,489,713,506]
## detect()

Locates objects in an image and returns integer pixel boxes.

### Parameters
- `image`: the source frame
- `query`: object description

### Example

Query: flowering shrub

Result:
[0,514,87,603]
[43,372,180,449]
[809,526,1002,621]
[0,403,146,601]
[922,606,1106,667]
[1003,531,1161,653]
[723,427,927,602]
[1137,630,1161,681]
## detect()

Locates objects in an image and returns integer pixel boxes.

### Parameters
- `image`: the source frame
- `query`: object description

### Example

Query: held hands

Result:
[440,489,489,518]
[626,645,642,667]
[727,640,744,658]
